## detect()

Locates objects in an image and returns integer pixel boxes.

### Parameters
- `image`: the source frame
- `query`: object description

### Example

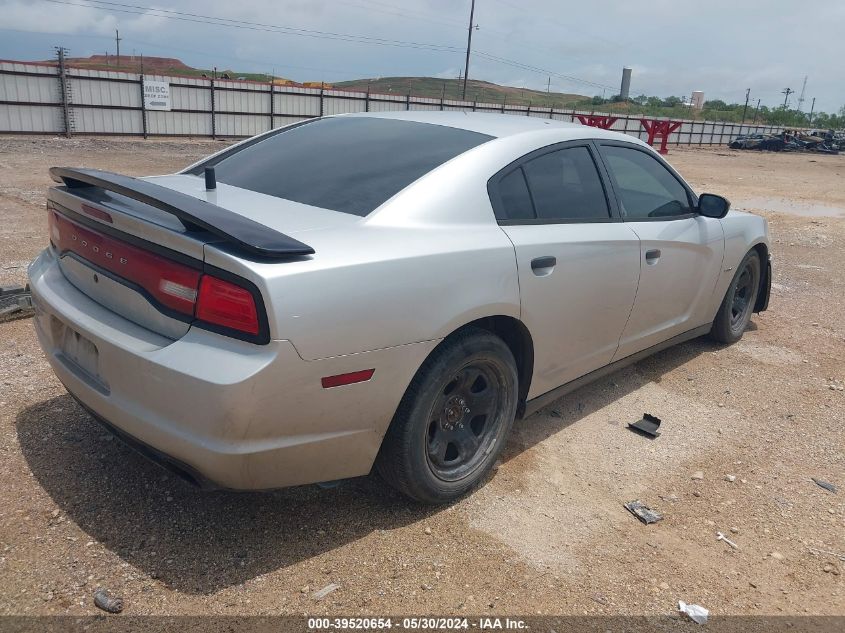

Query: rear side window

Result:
[493,145,611,222]
[601,145,691,219]
[497,168,534,220]
[521,146,610,220]
[196,117,492,217]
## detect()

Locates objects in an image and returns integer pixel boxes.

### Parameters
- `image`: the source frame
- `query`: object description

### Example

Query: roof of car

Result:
[342,110,588,139]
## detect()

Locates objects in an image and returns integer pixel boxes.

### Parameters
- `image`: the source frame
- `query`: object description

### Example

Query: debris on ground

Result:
[678,600,709,624]
[691,471,705,480]
[725,474,736,482]
[716,531,739,550]
[627,413,661,438]
[312,583,341,600]
[809,547,845,562]
[728,130,843,154]
[624,500,663,524]
[93,588,124,614]
[811,478,837,493]
[0,284,33,321]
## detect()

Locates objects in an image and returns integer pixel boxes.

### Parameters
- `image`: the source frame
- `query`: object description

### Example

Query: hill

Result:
[35,56,591,106]
[40,55,276,82]
[334,77,589,108]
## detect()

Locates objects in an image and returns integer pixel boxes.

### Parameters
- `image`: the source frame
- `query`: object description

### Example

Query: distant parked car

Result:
[29,112,771,503]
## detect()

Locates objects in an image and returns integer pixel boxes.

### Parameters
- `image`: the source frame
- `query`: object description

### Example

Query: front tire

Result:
[377,327,518,504]
[710,250,761,344]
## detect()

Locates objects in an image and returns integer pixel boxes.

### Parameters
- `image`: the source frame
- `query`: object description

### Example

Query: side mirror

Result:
[697,193,730,219]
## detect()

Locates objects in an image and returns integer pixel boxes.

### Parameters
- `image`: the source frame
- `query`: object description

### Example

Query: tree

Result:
[662,96,682,107]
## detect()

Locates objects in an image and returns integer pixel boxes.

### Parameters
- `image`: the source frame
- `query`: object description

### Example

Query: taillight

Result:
[49,208,267,342]
[196,275,260,336]
[49,209,201,316]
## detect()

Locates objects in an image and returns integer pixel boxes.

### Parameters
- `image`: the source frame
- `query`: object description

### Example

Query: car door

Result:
[595,142,725,361]
[490,141,641,399]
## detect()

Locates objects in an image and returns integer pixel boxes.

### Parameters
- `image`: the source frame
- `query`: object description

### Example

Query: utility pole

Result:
[461,0,476,101]
[752,98,761,123]
[797,75,807,112]
[115,29,121,67]
[741,88,750,123]
[781,87,793,109]
[547,76,551,93]
[808,97,816,124]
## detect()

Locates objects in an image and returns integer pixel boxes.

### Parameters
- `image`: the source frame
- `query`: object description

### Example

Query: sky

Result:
[1,0,843,113]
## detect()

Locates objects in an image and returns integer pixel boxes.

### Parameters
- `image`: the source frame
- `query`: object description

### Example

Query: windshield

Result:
[193,117,493,216]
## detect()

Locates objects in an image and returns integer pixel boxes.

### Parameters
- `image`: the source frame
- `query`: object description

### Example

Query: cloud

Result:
[0,0,842,111]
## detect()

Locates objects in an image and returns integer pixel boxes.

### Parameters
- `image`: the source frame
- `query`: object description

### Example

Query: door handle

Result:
[645,249,661,264]
[531,256,556,275]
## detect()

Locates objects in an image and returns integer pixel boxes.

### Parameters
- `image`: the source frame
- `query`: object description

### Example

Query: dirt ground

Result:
[0,137,843,621]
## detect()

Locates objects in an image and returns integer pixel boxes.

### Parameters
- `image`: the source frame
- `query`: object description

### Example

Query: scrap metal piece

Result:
[628,413,661,438]
[812,478,837,493]
[0,284,33,321]
[624,500,663,524]
[93,587,124,614]
[716,531,739,550]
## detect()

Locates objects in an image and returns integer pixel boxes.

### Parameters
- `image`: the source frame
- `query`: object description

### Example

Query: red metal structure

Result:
[575,114,618,129]
[639,119,683,155]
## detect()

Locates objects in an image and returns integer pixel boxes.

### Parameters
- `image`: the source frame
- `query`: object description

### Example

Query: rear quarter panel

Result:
[203,138,527,360]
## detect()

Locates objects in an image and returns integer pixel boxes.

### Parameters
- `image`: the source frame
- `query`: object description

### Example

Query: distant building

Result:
[691,91,705,110]
[620,67,632,100]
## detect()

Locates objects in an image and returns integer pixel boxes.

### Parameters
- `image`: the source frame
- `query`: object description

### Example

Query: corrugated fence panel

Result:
[0,72,58,104]
[275,91,319,117]
[146,110,212,136]
[216,113,267,137]
[216,86,269,114]
[323,97,367,115]
[74,107,142,134]
[0,104,63,133]
[172,85,211,112]
[72,77,139,107]
[0,61,799,142]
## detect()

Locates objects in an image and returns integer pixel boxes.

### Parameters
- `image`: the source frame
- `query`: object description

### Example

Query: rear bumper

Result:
[28,249,436,490]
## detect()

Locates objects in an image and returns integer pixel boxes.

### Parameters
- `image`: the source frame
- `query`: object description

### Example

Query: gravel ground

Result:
[0,137,843,620]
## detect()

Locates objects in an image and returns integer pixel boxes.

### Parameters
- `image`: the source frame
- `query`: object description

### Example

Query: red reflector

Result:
[80,204,113,223]
[321,369,375,389]
[196,275,260,335]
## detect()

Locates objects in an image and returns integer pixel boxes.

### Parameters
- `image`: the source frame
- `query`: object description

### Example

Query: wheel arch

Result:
[750,241,770,312]
[450,315,534,418]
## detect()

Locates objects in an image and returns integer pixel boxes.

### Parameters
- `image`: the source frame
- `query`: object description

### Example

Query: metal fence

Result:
[0,59,788,145]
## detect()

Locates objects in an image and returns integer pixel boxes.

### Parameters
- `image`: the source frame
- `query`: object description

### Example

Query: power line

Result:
[37,0,615,91]
[41,0,465,52]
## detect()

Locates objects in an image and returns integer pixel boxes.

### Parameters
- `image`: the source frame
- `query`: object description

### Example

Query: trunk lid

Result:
[46,168,338,341]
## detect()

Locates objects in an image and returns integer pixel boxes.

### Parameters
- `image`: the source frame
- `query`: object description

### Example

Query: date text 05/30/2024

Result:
[307,617,528,630]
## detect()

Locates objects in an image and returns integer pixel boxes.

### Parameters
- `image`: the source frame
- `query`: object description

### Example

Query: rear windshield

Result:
[194,117,493,216]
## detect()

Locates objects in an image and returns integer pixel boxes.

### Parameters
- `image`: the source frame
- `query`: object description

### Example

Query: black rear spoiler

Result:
[49,167,315,259]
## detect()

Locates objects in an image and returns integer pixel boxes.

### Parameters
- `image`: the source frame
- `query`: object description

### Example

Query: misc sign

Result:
[143,81,171,111]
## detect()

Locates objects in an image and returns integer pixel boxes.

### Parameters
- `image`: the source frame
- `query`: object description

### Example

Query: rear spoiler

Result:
[49,167,315,259]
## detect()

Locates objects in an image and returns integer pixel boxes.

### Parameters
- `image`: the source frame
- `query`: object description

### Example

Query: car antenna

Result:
[204,166,216,191]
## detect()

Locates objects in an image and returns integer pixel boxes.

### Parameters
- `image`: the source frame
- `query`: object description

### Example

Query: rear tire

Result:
[376,327,518,504]
[710,250,761,344]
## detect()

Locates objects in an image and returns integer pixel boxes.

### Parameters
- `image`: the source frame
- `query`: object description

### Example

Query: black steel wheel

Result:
[426,361,506,482]
[711,250,761,344]
[377,327,518,504]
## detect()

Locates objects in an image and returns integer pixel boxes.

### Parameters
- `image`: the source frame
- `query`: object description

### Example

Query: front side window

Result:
[601,145,691,219]
[495,145,610,222]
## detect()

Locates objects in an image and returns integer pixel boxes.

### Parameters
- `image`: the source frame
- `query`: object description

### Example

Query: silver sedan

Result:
[29,111,771,503]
